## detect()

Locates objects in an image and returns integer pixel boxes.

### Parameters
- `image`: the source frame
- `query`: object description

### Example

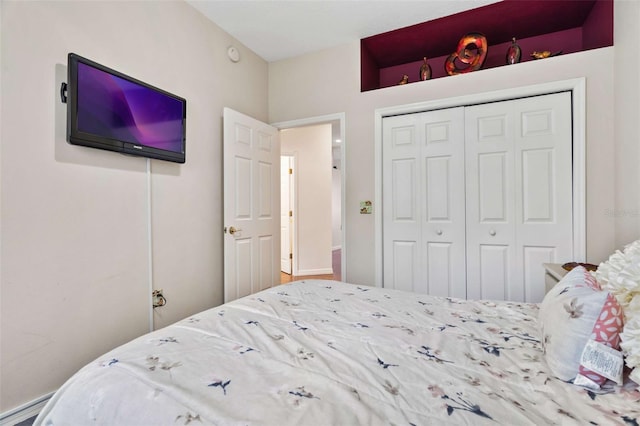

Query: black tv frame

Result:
[65,53,186,164]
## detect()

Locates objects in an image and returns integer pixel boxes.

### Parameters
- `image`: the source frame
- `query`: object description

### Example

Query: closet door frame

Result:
[374,78,586,288]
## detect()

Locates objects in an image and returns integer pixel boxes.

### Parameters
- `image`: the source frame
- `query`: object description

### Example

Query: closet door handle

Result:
[489,229,496,236]
[436,229,443,236]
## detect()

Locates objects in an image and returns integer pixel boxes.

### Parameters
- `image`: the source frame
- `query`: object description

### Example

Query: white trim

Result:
[374,78,587,287]
[0,392,53,425]
[284,152,299,277]
[295,268,335,276]
[332,245,342,251]
[280,153,295,275]
[571,78,587,263]
[272,113,347,282]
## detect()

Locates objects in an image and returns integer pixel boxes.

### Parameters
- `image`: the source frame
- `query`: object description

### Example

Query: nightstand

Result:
[543,263,568,294]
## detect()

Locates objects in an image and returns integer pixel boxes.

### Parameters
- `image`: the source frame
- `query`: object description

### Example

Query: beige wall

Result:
[281,124,333,275]
[614,0,640,247]
[0,0,268,412]
[269,0,640,286]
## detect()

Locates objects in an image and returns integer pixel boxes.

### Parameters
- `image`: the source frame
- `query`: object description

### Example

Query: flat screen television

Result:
[66,53,186,163]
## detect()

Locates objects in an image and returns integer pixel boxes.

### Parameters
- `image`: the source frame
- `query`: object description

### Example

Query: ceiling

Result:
[186,0,501,63]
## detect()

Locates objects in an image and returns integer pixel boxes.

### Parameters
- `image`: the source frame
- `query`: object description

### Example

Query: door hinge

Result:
[289,253,293,259]
[289,210,293,217]
[289,168,293,175]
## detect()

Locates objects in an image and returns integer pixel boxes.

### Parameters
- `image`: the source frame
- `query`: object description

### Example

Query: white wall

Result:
[281,124,333,275]
[269,0,640,286]
[0,0,268,413]
[613,0,640,247]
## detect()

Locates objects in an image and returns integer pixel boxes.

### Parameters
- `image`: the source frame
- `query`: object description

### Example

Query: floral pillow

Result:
[539,266,624,388]
[596,239,640,385]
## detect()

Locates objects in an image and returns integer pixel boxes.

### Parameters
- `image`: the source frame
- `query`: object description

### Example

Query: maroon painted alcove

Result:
[361,0,613,91]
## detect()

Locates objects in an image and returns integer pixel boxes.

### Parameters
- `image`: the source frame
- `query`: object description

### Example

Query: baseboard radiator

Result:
[0,392,53,426]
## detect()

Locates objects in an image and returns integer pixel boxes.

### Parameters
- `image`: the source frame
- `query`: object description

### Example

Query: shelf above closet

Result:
[361,0,613,92]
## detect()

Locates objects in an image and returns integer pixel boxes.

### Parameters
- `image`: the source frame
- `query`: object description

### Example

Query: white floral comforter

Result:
[37,280,639,425]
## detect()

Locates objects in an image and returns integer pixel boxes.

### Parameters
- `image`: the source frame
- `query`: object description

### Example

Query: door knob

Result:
[436,229,443,235]
[227,226,242,235]
[489,229,496,236]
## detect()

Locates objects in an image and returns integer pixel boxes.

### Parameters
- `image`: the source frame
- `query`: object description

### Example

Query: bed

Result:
[36,278,640,425]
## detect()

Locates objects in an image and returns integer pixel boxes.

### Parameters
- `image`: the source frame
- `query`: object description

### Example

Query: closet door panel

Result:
[383,114,421,292]
[425,242,454,296]
[522,149,554,222]
[421,107,466,298]
[383,108,466,297]
[477,152,508,222]
[515,92,573,302]
[425,156,451,221]
[392,159,417,221]
[479,244,509,300]
[392,240,419,293]
[465,106,516,300]
[466,92,573,302]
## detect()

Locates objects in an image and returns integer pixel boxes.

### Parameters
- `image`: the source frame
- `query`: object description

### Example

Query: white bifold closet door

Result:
[382,92,573,302]
[382,107,467,298]
[465,92,573,302]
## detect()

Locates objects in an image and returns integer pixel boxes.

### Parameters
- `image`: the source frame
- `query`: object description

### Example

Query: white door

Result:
[280,156,293,274]
[382,113,420,293]
[223,107,280,303]
[382,92,573,302]
[382,107,467,297]
[465,92,573,302]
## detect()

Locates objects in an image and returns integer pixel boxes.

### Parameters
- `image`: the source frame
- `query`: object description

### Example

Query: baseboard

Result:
[0,392,53,426]
[296,268,334,276]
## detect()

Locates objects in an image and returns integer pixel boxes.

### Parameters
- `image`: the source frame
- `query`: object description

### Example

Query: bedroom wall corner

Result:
[0,0,268,414]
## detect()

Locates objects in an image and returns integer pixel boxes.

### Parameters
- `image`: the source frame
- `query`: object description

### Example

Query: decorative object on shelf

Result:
[445,32,488,76]
[419,57,432,81]
[398,74,409,85]
[531,50,562,59]
[562,262,599,272]
[506,37,521,64]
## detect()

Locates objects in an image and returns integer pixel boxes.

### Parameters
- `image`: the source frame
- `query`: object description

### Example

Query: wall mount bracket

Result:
[60,82,68,103]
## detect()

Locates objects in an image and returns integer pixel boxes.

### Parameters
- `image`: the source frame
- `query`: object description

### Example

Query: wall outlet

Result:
[152,289,166,308]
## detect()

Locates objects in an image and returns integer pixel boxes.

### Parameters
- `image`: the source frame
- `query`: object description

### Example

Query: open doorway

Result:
[274,114,345,284]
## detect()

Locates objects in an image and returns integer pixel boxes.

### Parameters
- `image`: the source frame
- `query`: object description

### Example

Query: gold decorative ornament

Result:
[531,50,562,59]
[445,32,488,76]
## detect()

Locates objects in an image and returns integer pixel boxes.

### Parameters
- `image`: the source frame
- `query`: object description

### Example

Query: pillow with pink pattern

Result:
[539,265,624,388]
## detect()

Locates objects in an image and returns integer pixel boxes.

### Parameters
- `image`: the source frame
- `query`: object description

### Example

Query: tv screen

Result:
[67,53,186,163]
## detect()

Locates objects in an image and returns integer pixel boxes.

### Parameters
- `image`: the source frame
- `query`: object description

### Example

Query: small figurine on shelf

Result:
[531,50,562,59]
[398,74,409,85]
[506,37,521,64]
[419,57,432,81]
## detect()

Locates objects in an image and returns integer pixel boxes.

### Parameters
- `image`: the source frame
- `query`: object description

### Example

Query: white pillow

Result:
[539,266,624,387]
